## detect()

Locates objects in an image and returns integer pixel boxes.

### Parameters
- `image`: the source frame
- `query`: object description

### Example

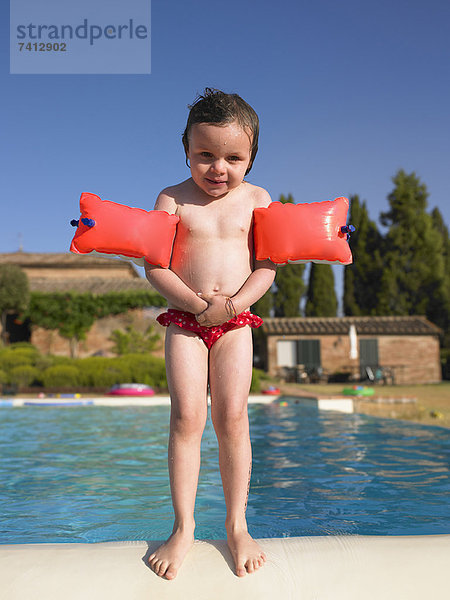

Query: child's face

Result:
[187,121,252,198]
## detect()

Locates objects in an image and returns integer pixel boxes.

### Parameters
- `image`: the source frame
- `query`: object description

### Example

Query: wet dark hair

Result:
[182,88,259,176]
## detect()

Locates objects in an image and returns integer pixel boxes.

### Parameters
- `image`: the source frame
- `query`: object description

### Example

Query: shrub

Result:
[0,369,7,384]
[6,344,39,362]
[73,355,167,389]
[49,355,75,366]
[250,368,263,393]
[42,365,81,388]
[119,354,166,388]
[10,365,40,387]
[34,354,54,372]
[74,357,132,387]
[8,342,38,351]
[0,350,33,371]
[109,325,160,355]
[95,360,131,387]
[146,356,167,389]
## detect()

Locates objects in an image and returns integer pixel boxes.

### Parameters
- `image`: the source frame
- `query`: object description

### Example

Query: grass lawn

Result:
[277,381,450,429]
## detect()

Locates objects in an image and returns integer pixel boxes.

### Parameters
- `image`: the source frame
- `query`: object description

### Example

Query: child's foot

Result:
[148,527,195,580]
[226,525,266,577]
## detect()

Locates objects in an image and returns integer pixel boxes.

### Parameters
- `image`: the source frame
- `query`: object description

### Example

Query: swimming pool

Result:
[1,399,449,543]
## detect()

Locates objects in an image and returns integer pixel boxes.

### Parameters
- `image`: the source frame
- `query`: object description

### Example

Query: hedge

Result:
[73,355,167,389]
[0,344,263,393]
[0,350,34,371]
[9,365,41,387]
[41,365,81,388]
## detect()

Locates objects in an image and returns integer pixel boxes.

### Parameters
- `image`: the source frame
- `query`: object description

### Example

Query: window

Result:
[296,339,321,370]
[359,338,379,379]
[276,340,296,367]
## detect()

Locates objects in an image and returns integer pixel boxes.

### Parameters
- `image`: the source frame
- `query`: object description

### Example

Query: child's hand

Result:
[196,294,230,327]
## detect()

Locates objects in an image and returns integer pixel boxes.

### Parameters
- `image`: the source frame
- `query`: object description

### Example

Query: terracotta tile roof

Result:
[262,316,441,336]
[0,252,139,276]
[29,277,151,294]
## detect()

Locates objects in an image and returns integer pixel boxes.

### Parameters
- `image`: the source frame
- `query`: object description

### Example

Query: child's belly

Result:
[170,236,253,299]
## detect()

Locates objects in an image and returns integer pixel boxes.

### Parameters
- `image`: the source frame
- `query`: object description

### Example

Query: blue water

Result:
[1,400,449,543]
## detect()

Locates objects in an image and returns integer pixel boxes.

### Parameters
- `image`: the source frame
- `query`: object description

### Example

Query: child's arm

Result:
[145,191,209,314]
[196,259,276,325]
[145,264,209,313]
[230,259,277,314]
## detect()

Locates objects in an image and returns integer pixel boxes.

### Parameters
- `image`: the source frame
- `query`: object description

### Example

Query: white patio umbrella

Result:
[349,324,358,360]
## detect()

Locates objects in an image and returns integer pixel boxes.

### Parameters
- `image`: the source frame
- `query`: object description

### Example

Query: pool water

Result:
[1,400,449,543]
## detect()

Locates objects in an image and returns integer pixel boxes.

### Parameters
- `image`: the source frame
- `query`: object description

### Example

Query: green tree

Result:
[109,325,160,355]
[272,193,306,317]
[252,287,273,317]
[430,207,450,348]
[305,263,337,316]
[343,195,384,315]
[0,265,30,345]
[377,170,446,320]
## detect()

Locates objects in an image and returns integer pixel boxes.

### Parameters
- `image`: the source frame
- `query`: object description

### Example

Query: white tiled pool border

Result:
[0,395,354,412]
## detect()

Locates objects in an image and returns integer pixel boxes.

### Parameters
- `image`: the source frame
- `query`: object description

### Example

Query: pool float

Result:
[70,193,179,268]
[70,194,353,266]
[253,197,353,265]
[108,383,155,397]
[262,386,281,395]
[342,386,375,397]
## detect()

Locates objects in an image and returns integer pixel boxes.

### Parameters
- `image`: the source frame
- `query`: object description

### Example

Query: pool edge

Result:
[1,535,449,599]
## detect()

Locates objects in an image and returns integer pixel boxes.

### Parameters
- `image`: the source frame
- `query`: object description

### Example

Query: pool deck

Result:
[1,535,449,599]
[0,394,355,412]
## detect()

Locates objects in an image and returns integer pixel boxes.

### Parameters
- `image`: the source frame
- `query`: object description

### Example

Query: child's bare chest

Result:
[177,202,253,241]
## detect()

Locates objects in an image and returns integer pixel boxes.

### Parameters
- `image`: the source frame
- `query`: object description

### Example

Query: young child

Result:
[145,88,276,580]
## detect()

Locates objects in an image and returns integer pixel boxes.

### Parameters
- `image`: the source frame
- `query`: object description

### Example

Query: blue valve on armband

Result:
[340,224,355,240]
[70,218,96,228]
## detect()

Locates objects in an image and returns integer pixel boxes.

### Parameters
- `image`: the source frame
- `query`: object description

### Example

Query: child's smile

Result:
[187,121,252,198]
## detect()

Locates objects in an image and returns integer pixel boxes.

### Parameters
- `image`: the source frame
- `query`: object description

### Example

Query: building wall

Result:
[31,308,166,359]
[378,335,441,384]
[267,334,441,384]
[23,265,136,280]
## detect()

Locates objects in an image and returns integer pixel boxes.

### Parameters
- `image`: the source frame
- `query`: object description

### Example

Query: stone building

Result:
[261,316,442,384]
[0,252,164,357]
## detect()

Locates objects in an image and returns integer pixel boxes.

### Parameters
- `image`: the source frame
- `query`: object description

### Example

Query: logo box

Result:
[10,0,151,74]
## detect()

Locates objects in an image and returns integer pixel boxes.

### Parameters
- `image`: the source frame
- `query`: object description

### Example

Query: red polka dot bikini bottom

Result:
[156,309,263,349]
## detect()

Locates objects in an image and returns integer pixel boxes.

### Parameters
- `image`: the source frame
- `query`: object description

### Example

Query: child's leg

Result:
[209,326,266,577]
[148,324,209,579]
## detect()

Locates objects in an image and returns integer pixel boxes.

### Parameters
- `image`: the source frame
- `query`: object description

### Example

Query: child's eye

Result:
[229,156,240,162]
[201,152,212,158]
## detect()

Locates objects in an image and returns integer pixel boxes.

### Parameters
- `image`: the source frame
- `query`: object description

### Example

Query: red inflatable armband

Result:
[253,197,353,265]
[70,193,179,268]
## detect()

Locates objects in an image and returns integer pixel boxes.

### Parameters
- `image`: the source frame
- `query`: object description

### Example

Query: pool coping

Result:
[0,394,355,412]
[1,535,449,599]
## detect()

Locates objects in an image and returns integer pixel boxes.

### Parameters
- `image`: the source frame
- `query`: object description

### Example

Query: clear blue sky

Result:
[2,0,449,301]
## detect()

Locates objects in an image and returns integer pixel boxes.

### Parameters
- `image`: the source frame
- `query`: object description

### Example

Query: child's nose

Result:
[211,158,226,173]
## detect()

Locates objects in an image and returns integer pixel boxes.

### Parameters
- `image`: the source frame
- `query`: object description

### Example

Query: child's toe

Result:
[156,560,166,576]
[165,565,177,580]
